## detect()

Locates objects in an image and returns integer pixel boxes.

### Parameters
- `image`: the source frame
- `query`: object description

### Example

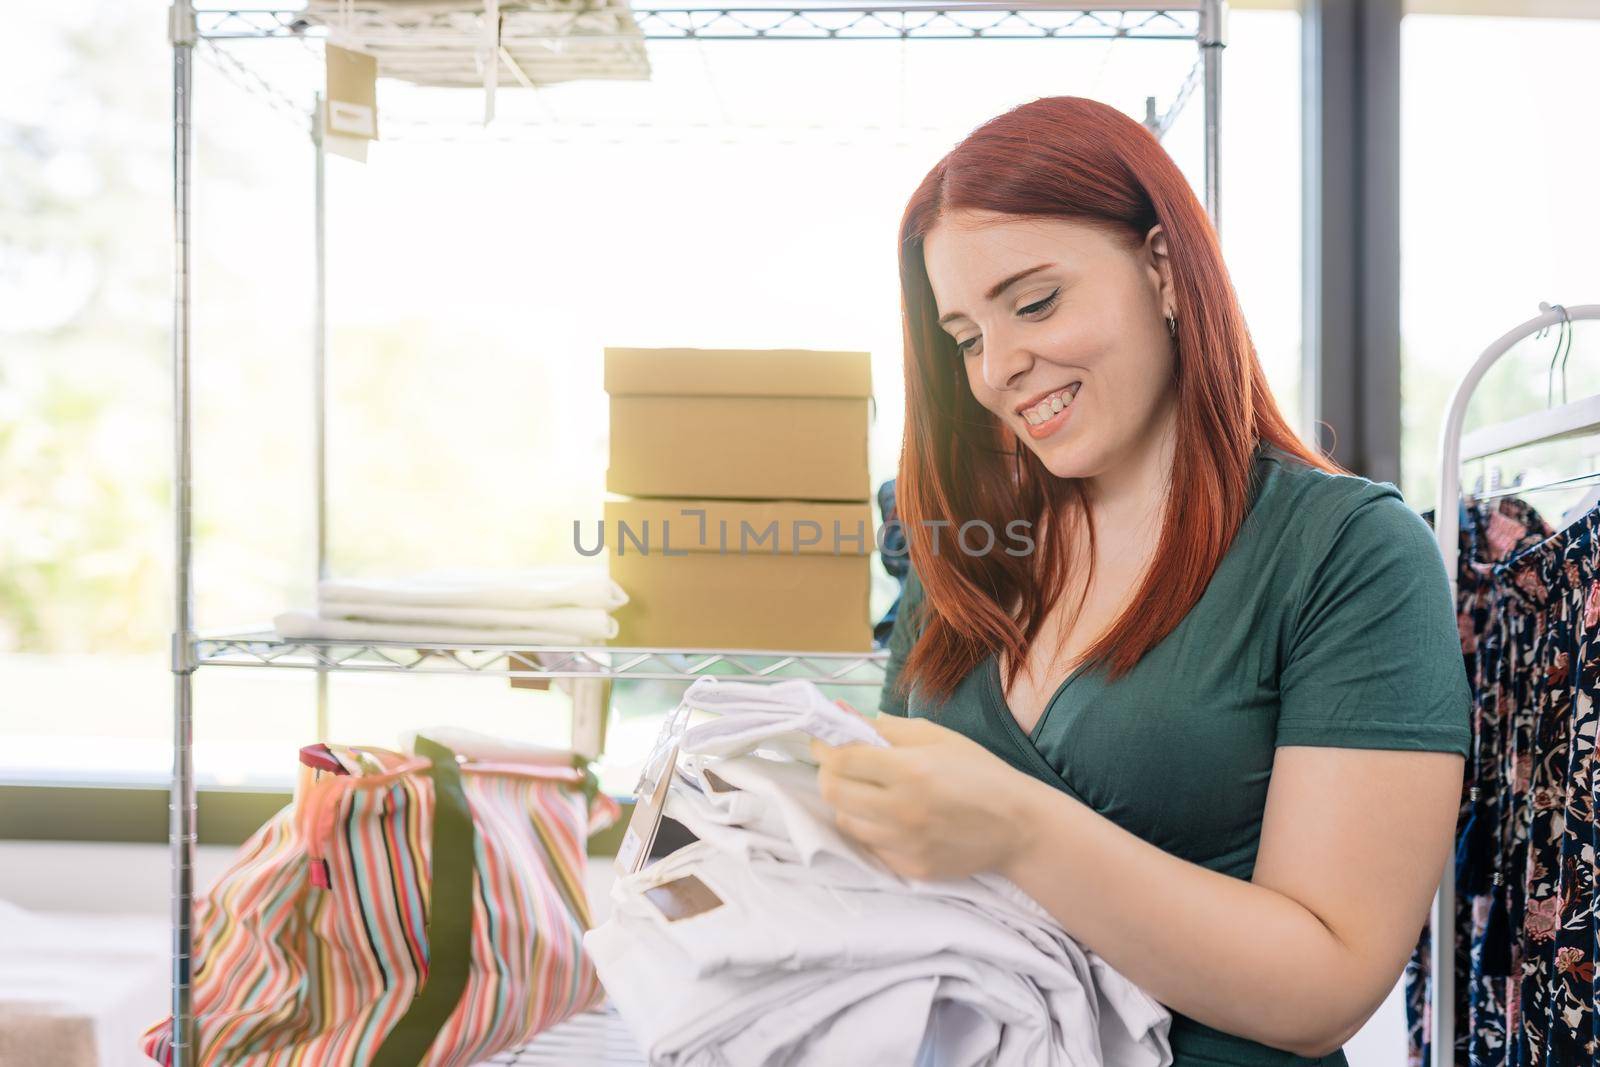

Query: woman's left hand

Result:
[809,713,1041,881]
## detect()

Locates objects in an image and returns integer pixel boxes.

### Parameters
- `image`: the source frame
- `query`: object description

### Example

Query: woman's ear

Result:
[1144,224,1175,318]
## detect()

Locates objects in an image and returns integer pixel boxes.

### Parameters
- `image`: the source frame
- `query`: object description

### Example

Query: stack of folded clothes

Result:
[272,566,627,646]
[587,677,1174,1067]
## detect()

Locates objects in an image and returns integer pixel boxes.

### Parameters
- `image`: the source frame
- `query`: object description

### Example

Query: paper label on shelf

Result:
[325,43,378,140]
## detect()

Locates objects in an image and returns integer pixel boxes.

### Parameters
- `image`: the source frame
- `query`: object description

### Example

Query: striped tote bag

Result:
[143,736,620,1066]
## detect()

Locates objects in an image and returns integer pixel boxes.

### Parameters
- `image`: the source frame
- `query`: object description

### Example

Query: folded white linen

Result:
[588,753,1173,1067]
[273,611,590,647]
[589,835,1171,1067]
[676,677,886,762]
[317,567,627,612]
[317,598,619,640]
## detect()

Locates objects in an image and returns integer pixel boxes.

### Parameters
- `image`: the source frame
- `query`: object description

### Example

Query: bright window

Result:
[1,1,1302,794]
[1400,12,1600,514]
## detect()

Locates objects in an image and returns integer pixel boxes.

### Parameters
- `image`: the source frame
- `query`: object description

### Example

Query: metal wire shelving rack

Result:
[165,2,1227,1062]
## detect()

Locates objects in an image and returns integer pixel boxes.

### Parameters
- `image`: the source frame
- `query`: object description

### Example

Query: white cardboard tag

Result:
[615,742,679,877]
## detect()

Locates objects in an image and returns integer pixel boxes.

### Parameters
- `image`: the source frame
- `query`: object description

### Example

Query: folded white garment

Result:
[317,567,628,612]
[588,752,1173,1067]
[667,757,772,829]
[677,677,887,762]
[317,598,620,640]
[668,752,875,871]
[273,611,591,647]
[668,755,1164,1023]
[589,838,1170,1067]
[589,856,1058,1067]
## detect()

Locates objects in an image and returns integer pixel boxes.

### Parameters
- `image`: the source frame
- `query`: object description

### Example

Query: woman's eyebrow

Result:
[937,263,1055,326]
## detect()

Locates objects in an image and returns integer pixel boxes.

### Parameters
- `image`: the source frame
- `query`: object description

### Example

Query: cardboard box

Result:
[605,348,872,502]
[603,498,874,652]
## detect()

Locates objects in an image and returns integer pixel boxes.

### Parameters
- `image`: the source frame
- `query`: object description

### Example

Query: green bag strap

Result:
[570,751,602,808]
[371,736,477,1067]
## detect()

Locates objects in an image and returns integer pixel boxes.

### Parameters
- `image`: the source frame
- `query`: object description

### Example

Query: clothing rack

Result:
[166,3,1228,1063]
[1432,301,1600,1067]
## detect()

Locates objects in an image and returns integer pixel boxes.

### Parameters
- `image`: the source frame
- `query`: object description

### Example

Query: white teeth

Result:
[1024,386,1075,425]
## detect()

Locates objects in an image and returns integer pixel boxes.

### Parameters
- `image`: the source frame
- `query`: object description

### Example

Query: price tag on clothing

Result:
[643,874,723,922]
[616,742,679,877]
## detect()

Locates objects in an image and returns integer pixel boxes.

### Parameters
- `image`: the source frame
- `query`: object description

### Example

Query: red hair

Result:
[895,95,1338,707]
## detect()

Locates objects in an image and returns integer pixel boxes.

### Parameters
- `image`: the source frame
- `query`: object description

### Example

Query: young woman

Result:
[811,96,1469,1066]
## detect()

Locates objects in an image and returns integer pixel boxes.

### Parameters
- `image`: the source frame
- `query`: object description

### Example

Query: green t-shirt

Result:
[878,442,1469,1067]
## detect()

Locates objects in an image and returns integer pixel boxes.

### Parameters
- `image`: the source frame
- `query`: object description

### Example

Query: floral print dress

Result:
[1407,497,1600,1066]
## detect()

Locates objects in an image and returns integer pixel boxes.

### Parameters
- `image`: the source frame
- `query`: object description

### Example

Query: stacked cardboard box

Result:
[604,347,874,652]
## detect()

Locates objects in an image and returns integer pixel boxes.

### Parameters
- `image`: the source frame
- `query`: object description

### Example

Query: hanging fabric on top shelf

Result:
[297,1,652,99]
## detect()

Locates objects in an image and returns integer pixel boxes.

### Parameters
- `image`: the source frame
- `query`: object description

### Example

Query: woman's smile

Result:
[1017,382,1081,440]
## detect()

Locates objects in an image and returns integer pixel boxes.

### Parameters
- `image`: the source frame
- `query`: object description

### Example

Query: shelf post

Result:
[168,1,198,1063]
[1200,0,1226,230]
[312,92,331,742]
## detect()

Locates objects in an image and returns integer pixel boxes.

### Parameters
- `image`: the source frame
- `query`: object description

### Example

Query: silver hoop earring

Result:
[1165,310,1177,337]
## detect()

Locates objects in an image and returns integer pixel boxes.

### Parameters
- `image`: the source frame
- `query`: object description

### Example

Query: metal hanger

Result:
[1470,465,1522,499]
[1477,467,1600,502]
[1543,302,1575,407]
[1473,303,1597,504]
